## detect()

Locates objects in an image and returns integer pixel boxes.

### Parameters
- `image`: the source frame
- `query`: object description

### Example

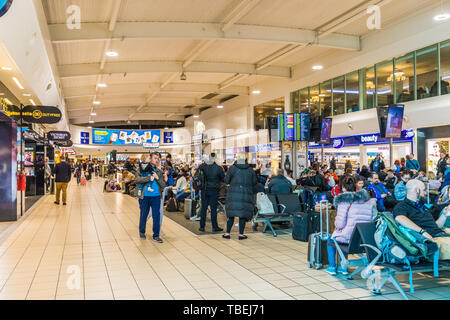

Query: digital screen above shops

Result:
[385,104,404,138]
[320,118,332,143]
[278,113,310,141]
[92,129,160,147]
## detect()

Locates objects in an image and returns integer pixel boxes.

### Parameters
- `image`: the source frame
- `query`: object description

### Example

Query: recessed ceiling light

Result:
[1,66,12,71]
[217,105,224,109]
[105,51,118,57]
[97,83,107,88]
[434,13,450,21]
[12,77,24,89]
[23,93,31,97]
[312,65,323,70]
[88,120,95,123]
[29,99,36,106]
[0,93,4,96]
[90,112,97,116]
[319,94,326,97]
[252,89,261,95]
[177,122,182,125]
[88,126,92,129]
[275,107,282,111]
[193,115,199,118]
[164,127,169,130]
[93,101,101,105]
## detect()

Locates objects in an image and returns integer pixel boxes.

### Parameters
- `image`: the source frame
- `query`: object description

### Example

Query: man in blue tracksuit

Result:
[134,152,166,242]
[367,173,396,211]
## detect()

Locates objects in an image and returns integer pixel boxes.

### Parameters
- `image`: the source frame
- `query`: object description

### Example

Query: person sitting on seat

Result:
[326,186,377,276]
[393,180,450,260]
[122,169,135,195]
[267,169,292,195]
[172,171,191,203]
[384,169,398,190]
[367,173,396,211]
[394,171,411,201]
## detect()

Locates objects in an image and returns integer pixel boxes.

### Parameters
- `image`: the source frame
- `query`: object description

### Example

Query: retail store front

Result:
[417,125,450,175]
[309,130,414,171]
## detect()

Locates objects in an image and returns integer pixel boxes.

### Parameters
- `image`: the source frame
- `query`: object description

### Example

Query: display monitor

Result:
[377,106,389,138]
[320,118,332,144]
[24,151,34,166]
[278,113,310,141]
[385,104,404,138]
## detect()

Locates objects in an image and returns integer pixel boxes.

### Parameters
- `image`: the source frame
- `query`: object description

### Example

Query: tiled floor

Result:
[0,177,448,300]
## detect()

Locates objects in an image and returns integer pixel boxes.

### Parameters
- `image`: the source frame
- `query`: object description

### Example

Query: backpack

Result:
[192,168,205,191]
[299,188,315,212]
[166,196,178,212]
[256,193,275,214]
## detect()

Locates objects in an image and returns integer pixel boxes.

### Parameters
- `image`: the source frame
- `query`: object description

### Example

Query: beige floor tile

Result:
[318,290,354,300]
[293,293,326,300]
[303,283,336,293]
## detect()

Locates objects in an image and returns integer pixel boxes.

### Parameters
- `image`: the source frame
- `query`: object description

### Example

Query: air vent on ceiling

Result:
[184,105,195,109]
[201,92,220,100]
[220,95,238,103]
[184,114,193,119]
[199,106,212,112]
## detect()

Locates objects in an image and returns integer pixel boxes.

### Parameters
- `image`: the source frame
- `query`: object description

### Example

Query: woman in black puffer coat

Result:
[223,159,257,240]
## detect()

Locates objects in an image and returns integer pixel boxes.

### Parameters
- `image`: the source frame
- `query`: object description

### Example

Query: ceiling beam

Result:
[49,22,360,51]
[58,61,291,79]
[70,114,186,124]
[63,83,249,99]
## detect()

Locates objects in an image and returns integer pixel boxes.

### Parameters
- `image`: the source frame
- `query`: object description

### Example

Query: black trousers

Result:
[226,217,246,234]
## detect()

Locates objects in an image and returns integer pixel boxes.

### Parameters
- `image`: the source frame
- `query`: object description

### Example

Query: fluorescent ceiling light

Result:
[90,112,97,116]
[318,94,326,97]
[434,13,450,21]
[12,77,24,89]
[88,120,95,123]
[312,65,323,70]
[1,66,12,71]
[0,93,4,95]
[93,101,101,105]
[23,93,31,97]
[29,99,36,106]
[275,107,282,110]
[88,126,92,129]
[105,51,118,57]
[164,127,169,130]
[252,89,261,95]
[217,105,224,109]
[97,83,107,88]
[193,115,199,118]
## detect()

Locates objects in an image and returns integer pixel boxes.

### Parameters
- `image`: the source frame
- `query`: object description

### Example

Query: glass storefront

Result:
[426,138,450,174]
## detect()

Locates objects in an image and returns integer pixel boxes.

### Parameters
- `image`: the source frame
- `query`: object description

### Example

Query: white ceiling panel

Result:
[43,0,115,24]
[54,41,105,65]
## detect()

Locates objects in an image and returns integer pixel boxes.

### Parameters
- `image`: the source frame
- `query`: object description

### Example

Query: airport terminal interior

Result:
[0,0,450,301]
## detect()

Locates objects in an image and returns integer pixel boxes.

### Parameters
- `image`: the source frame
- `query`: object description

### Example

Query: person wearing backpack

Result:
[198,153,225,232]
[223,155,257,240]
[393,180,450,260]
[405,153,421,176]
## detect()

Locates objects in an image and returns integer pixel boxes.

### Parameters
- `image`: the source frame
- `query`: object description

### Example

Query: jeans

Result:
[176,190,191,203]
[139,196,161,237]
[200,190,219,229]
[76,175,80,184]
[327,236,347,268]
[226,217,246,234]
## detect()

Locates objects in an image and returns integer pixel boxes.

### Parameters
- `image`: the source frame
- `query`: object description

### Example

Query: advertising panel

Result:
[93,129,160,146]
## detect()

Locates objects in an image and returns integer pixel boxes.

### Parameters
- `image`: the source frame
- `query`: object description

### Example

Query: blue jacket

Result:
[442,167,450,189]
[394,181,407,201]
[367,183,389,210]
[406,159,420,171]
[267,175,292,195]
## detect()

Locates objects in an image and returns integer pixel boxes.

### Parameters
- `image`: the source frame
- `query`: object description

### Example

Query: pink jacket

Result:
[331,190,377,244]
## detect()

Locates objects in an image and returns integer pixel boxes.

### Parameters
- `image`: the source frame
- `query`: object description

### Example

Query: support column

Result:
[360,144,368,167]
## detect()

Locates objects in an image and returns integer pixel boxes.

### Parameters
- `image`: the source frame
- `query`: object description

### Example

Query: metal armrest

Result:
[333,238,349,268]
[360,244,382,279]
[277,204,286,215]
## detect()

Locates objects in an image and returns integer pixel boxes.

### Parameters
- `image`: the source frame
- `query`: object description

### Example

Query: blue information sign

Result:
[80,132,89,145]
[164,132,174,144]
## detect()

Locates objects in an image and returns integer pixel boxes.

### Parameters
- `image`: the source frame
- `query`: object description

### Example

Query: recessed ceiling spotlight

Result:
[93,101,101,105]
[12,77,24,89]
[252,89,261,95]
[97,83,107,88]
[90,112,97,116]
[88,120,95,124]
[1,66,12,71]
[164,127,169,130]
[177,122,182,125]
[23,93,31,97]
[312,65,323,70]
[193,115,199,118]
[434,13,450,21]
[217,105,224,109]
[275,107,282,111]
[105,51,118,57]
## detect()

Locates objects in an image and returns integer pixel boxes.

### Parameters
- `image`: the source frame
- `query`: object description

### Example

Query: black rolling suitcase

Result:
[292,211,319,242]
[307,200,330,269]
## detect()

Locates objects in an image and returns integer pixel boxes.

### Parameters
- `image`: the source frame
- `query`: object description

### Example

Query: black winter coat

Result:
[224,162,257,221]
[199,162,225,192]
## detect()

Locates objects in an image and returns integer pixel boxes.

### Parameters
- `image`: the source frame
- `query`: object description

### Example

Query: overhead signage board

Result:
[92,128,160,146]
[55,140,73,147]
[21,105,62,124]
[47,131,71,141]
[80,132,89,144]
[163,132,174,144]
[278,113,311,141]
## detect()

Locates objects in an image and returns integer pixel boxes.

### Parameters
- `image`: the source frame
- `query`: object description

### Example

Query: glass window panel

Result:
[332,76,345,115]
[365,67,376,109]
[309,85,320,117]
[299,88,310,113]
[376,60,394,106]
[440,40,450,96]
[416,44,438,99]
[346,71,359,112]
[320,81,332,117]
[394,53,415,103]
[291,90,299,112]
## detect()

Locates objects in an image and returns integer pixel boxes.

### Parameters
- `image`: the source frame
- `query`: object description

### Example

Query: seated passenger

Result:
[172,171,191,203]
[358,165,371,179]
[285,170,297,186]
[122,169,136,195]
[393,180,450,260]
[416,170,428,183]
[384,169,398,190]
[367,173,397,211]
[394,171,411,201]
[267,169,292,195]
[326,186,377,275]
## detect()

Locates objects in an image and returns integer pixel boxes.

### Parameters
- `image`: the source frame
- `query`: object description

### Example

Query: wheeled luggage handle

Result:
[319,199,330,237]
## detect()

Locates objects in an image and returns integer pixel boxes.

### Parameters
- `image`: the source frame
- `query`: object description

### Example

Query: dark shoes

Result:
[199,227,205,232]
[139,233,146,239]
[63,203,67,206]
[153,237,163,243]
[54,201,59,205]
[213,227,223,232]
[222,234,231,239]
[238,235,248,240]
